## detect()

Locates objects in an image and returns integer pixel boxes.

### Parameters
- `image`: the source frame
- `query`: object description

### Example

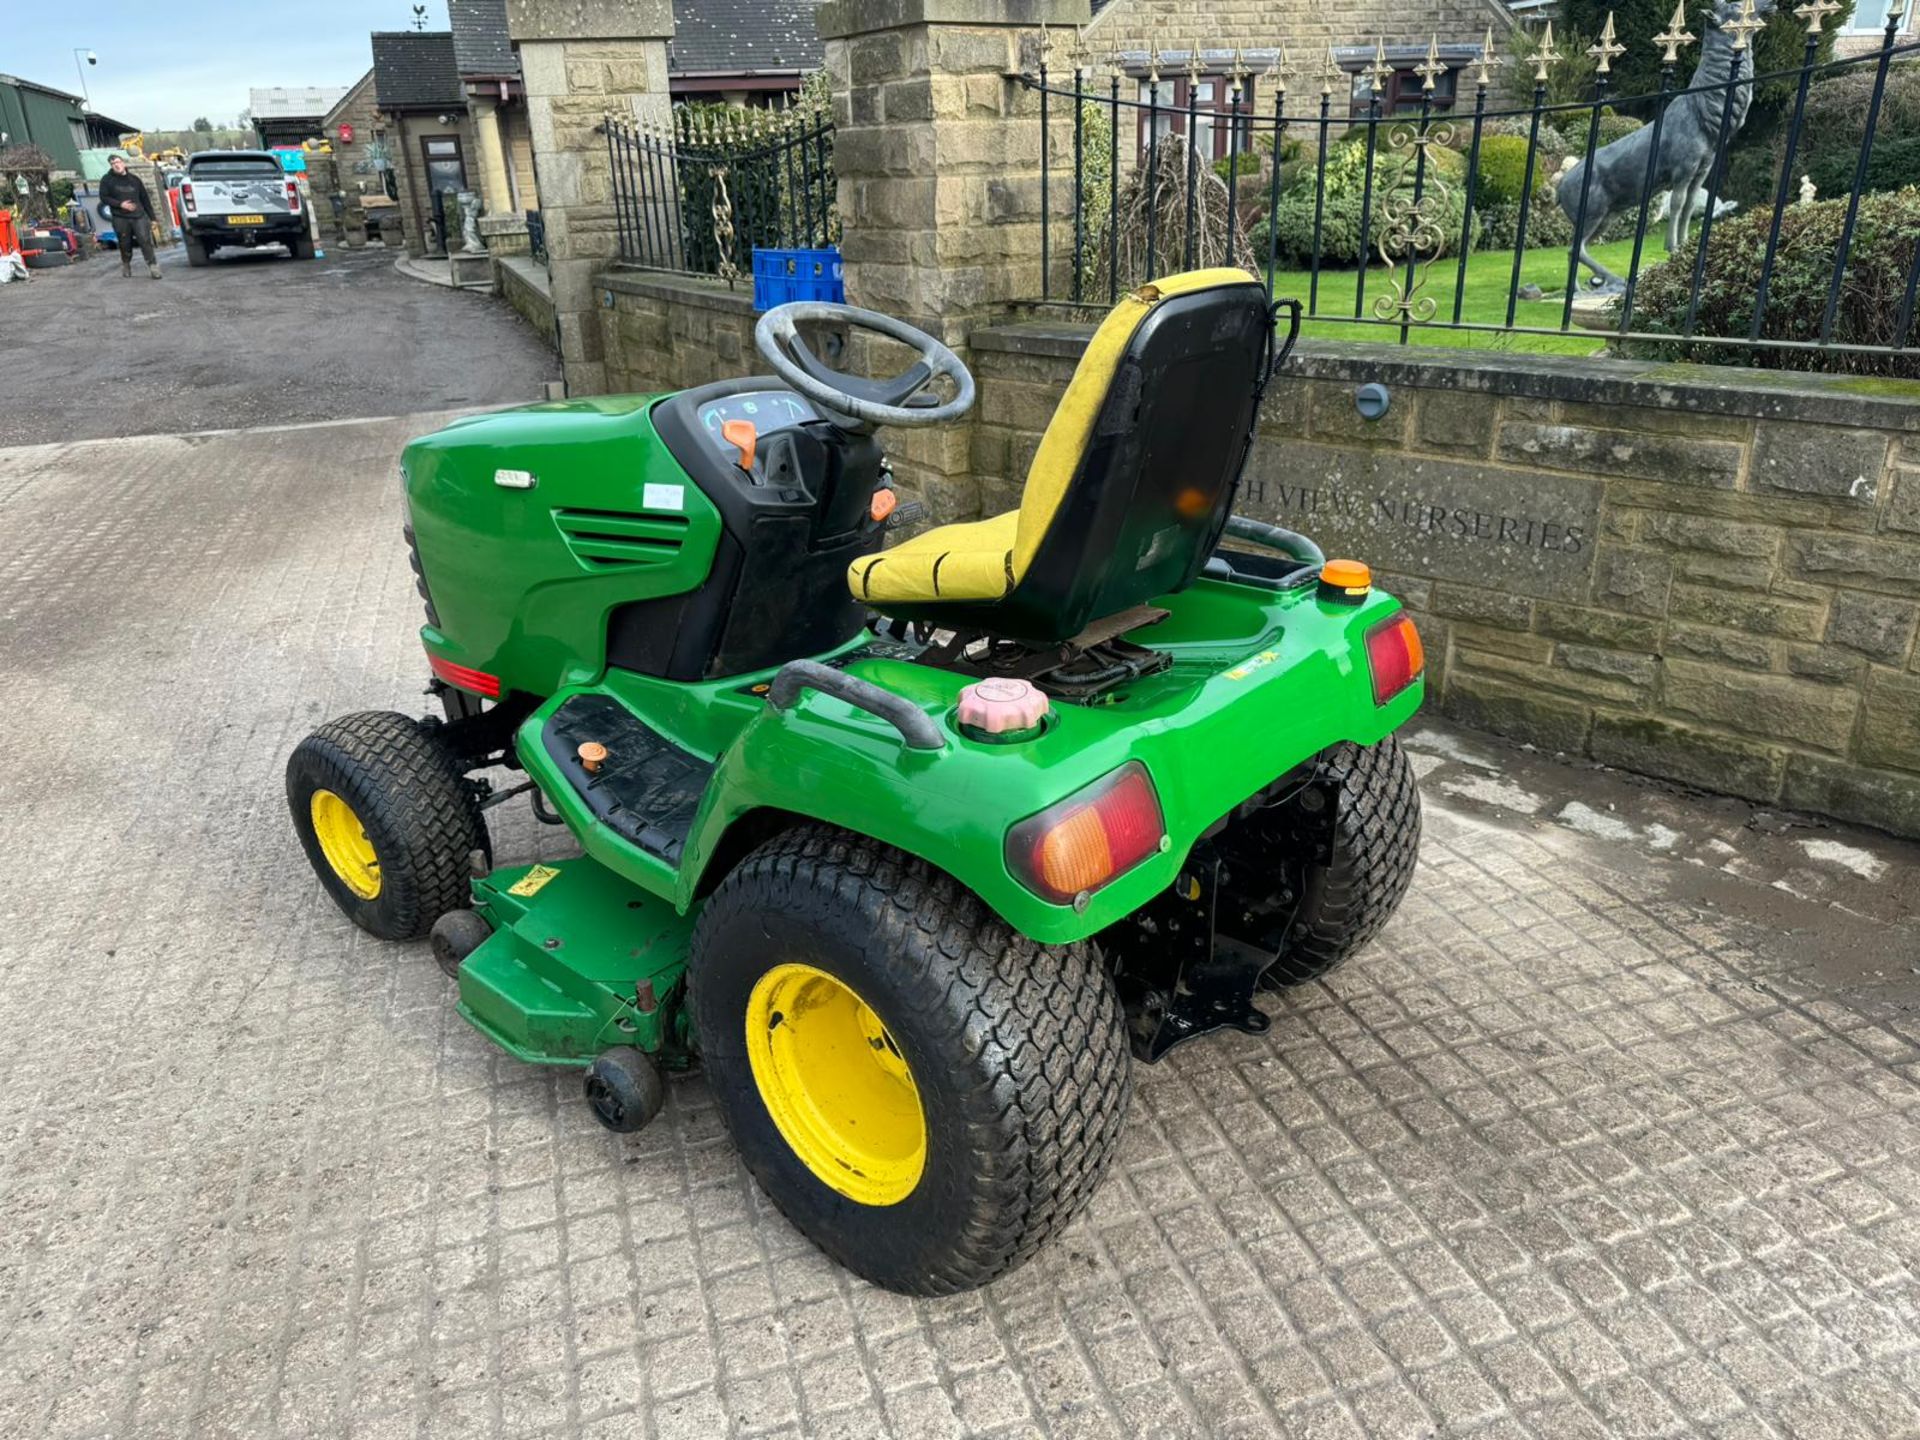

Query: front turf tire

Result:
[690,826,1132,1296]
[286,711,488,941]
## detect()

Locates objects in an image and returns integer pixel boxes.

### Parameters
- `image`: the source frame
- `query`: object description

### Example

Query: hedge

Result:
[1620,186,1920,377]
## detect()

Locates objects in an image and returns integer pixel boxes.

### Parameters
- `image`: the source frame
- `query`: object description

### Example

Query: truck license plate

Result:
[228,215,264,225]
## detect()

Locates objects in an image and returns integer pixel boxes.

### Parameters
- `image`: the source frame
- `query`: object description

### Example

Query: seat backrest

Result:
[998,268,1273,642]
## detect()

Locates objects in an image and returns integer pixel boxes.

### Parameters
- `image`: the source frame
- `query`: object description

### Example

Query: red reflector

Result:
[1007,762,1166,904]
[1365,614,1425,706]
[427,652,501,698]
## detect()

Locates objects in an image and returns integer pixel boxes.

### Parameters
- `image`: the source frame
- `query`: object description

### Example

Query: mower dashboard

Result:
[636,375,888,680]
[695,389,818,444]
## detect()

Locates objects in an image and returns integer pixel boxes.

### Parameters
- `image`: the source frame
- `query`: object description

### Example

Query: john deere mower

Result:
[288,267,1425,1295]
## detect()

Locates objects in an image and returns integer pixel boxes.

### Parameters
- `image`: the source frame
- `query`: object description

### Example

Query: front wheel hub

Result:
[309,789,381,899]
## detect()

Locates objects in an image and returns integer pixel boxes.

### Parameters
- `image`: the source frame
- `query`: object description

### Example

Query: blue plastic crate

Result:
[752,246,845,311]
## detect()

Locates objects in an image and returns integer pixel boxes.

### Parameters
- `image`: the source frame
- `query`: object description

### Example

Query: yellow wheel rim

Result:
[310,789,381,900]
[745,963,926,1206]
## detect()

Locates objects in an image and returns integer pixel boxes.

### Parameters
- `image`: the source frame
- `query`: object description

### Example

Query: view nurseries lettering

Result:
[1245,478,1588,555]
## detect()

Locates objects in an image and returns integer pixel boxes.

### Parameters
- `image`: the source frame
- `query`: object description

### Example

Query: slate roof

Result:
[371,32,465,110]
[450,0,519,81]
[667,0,823,77]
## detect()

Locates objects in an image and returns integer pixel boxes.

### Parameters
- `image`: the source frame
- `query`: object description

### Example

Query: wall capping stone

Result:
[599,269,759,315]
[976,323,1920,433]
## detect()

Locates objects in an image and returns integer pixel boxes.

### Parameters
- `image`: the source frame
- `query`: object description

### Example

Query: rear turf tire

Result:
[286,711,487,941]
[690,826,1132,1296]
[1260,736,1422,989]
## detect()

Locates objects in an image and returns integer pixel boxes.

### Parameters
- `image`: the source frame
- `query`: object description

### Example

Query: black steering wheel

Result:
[754,302,976,430]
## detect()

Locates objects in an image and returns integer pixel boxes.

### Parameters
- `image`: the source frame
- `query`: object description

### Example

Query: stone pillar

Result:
[507,0,674,394]
[468,94,518,216]
[819,0,1089,520]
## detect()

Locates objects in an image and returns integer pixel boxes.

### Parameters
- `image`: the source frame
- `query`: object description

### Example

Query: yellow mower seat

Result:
[845,267,1274,643]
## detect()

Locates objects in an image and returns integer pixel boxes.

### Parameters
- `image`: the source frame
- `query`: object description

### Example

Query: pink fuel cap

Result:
[957,677,1050,735]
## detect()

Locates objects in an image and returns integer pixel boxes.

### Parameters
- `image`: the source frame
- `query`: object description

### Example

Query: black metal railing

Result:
[526,209,547,266]
[604,102,836,284]
[1024,7,1920,367]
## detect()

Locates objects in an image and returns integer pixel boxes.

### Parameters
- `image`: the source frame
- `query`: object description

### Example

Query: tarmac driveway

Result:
[2,398,1920,1436]
[0,242,557,447]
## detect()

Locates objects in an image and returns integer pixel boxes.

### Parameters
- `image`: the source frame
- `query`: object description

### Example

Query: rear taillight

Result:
[1365,613,1425,706]
[1007,762,1166,906]
[286,180,301,213]
[427,651,500,698]
[181,182,196,214]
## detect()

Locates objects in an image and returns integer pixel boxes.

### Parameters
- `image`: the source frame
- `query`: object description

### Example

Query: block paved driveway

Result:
[2,413,1919,1440]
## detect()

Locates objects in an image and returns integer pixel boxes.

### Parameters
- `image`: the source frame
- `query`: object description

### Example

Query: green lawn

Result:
[1266,240,1647,355]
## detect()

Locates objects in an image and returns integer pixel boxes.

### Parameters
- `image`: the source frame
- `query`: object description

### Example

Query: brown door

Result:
[417,133,467,254]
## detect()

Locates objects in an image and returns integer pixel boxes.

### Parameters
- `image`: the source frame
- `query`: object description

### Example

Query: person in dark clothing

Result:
[99,155,160,279]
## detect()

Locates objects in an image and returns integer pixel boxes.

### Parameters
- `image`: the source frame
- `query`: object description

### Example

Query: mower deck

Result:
[459,859,691,1065]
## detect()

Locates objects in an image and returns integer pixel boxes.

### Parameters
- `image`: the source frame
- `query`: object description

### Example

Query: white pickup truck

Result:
[180,150,313,265]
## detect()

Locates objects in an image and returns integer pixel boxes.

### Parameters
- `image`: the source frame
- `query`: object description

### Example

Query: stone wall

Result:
[971,325,1920,836]
[598,272,759,395]
[498,256,559,348]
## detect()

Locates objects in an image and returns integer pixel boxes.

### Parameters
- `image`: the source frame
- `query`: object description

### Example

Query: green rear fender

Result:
[513,590,1421,945]
[695,642,1417,944]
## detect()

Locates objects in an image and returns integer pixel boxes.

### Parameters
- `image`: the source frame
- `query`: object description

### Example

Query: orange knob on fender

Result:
[721,418,757,471]
[578,742,608,774]
[870,488,898,523]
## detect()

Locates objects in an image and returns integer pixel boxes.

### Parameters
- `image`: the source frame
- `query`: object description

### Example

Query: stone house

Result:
[317,70,404,243]
[1834,0,1916,57]
[371,31,477,258]
[1084,0,1518,159]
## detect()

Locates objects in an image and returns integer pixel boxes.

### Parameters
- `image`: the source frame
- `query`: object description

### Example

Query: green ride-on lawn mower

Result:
[288,267,1425,1295]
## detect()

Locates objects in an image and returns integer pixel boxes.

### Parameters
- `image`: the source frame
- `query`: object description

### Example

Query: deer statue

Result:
[1557,0,1776,291]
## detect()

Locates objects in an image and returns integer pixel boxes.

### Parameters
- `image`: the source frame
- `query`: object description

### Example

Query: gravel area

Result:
[0,243,557,447]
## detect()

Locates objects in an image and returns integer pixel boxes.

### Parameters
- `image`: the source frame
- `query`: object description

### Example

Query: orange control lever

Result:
[721,418,757,471]
[870,488,898,522]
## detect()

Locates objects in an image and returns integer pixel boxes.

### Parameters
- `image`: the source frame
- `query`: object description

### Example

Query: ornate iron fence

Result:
[604,102,836,284]
[1024,3,1920,365]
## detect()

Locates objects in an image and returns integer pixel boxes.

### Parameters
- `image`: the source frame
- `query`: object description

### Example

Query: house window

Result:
[1133,74,1256,162]
[1350,66,1459,116]
[1844,0,1893,31]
